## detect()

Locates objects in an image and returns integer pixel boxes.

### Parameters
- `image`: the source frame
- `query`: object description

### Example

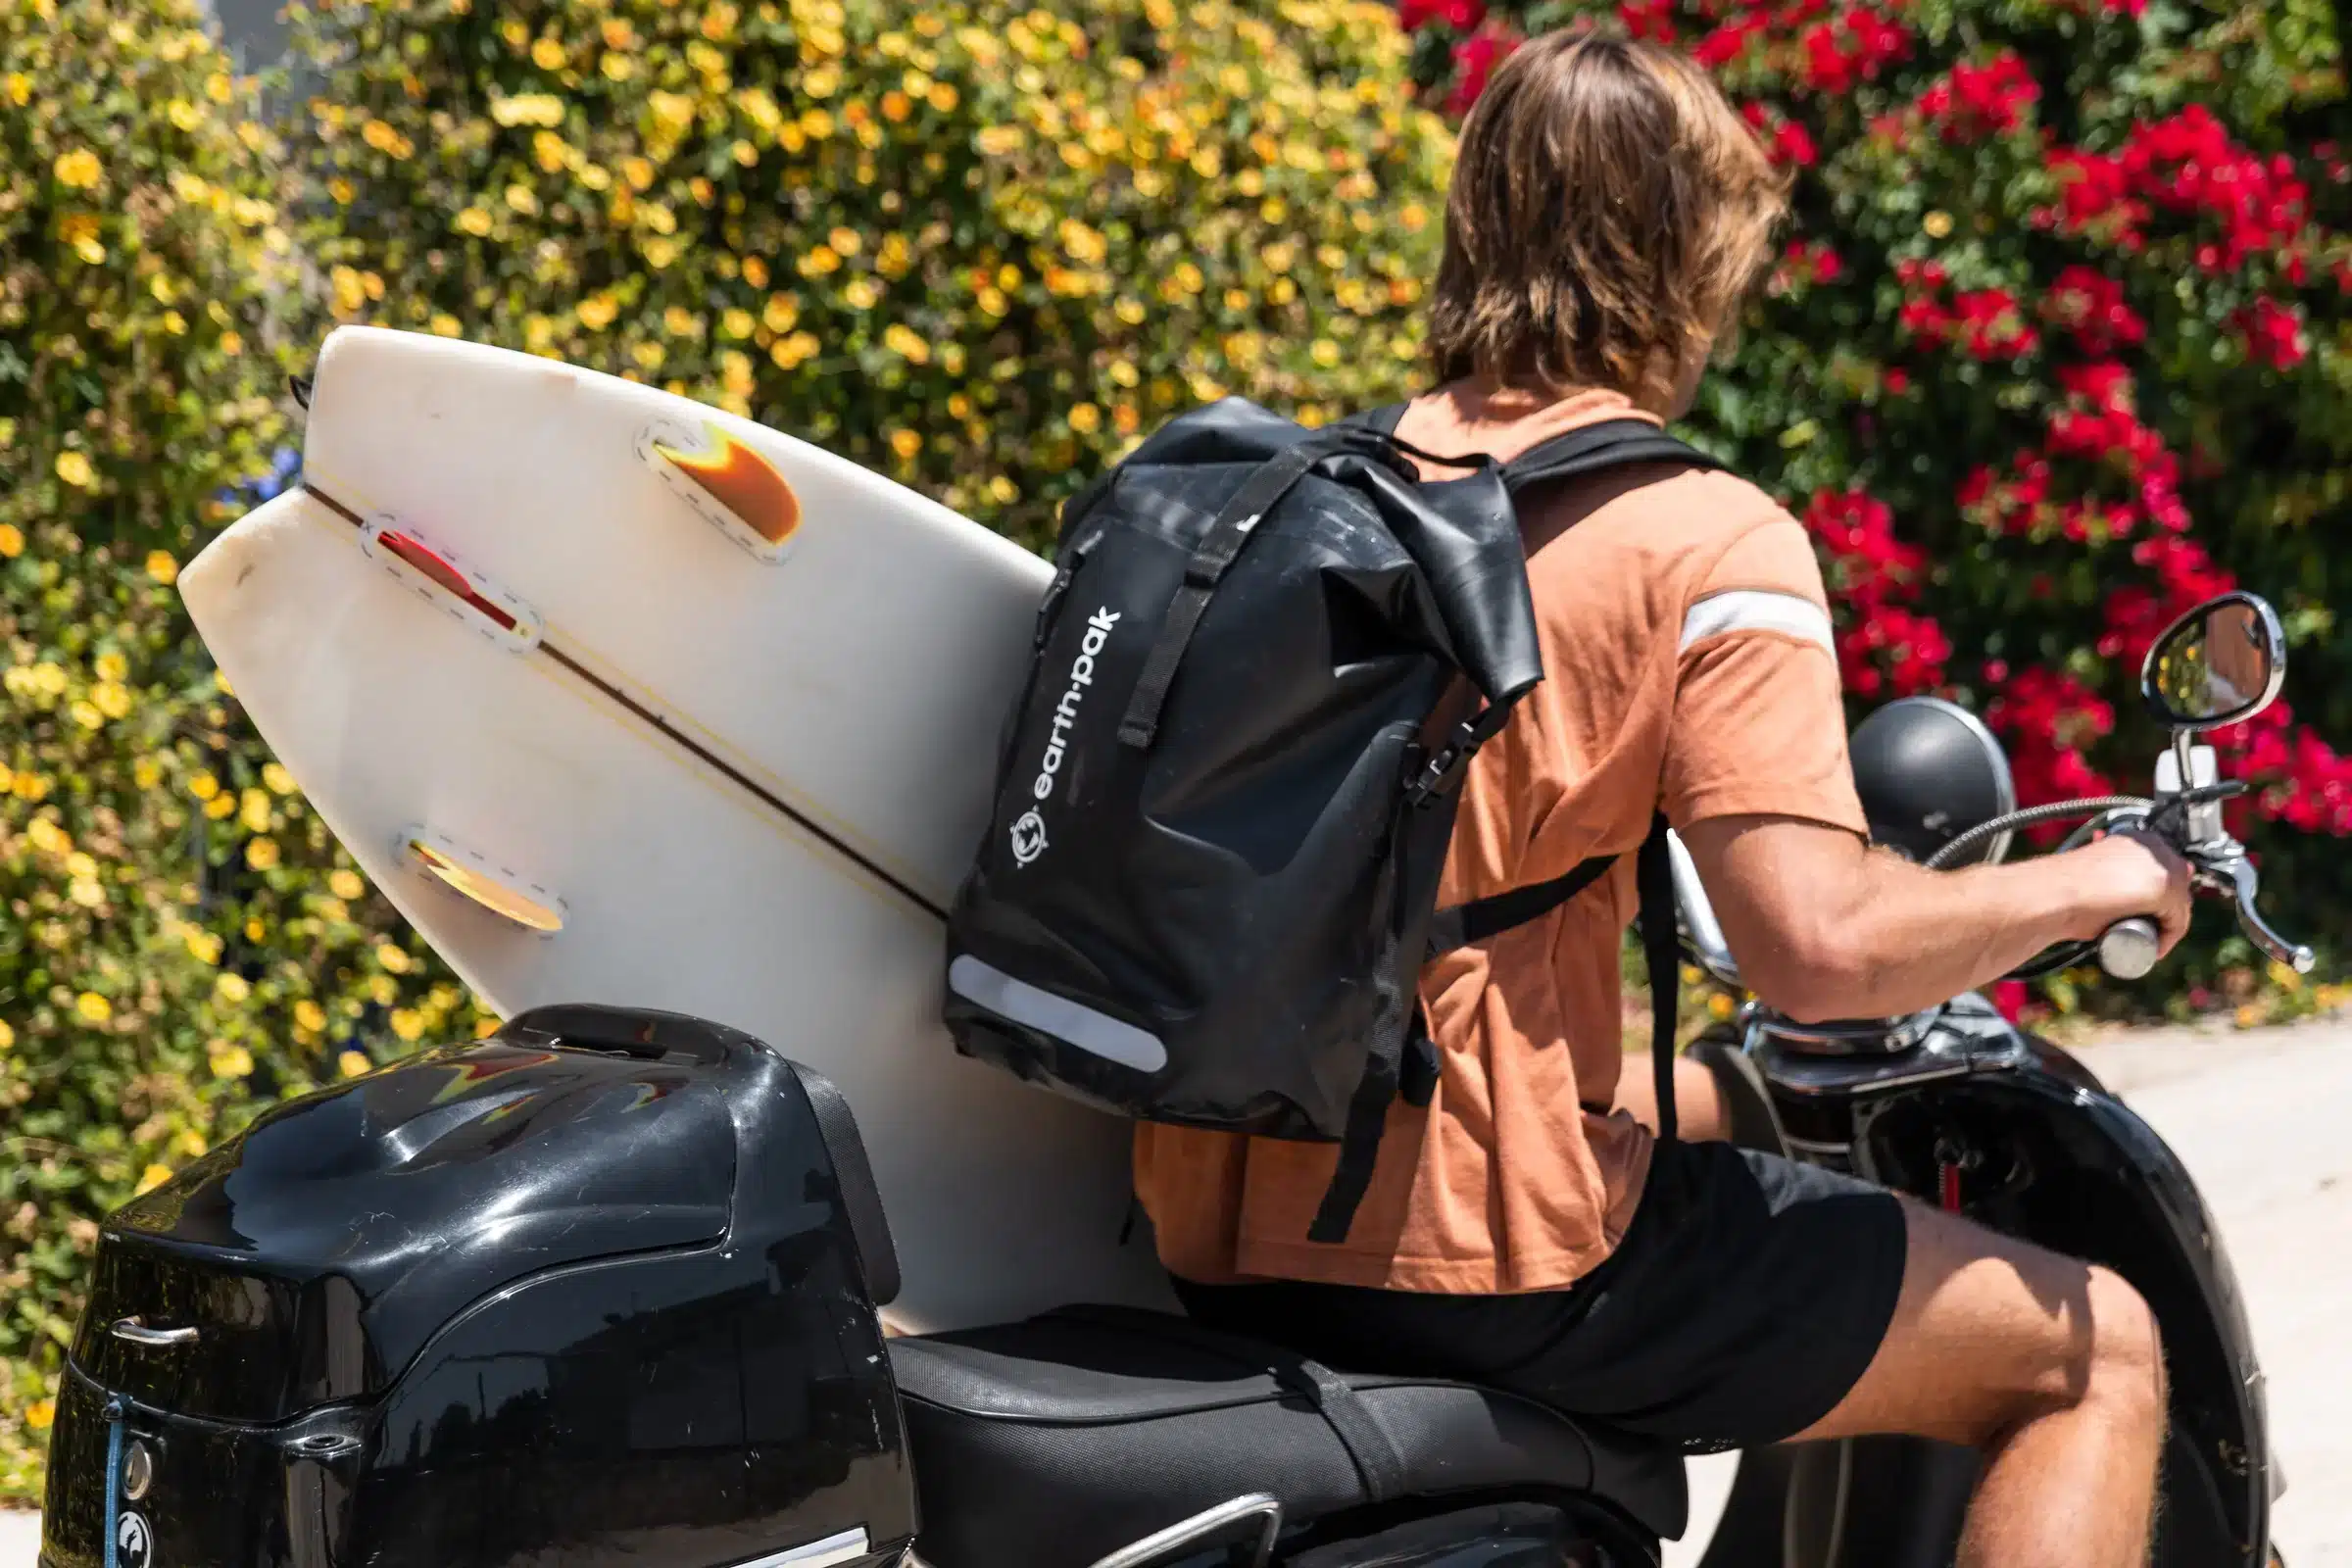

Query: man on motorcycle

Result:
[1135,28,2194,1568]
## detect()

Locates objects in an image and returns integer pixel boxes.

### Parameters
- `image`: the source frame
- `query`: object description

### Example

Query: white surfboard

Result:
[178,327,1173,1334]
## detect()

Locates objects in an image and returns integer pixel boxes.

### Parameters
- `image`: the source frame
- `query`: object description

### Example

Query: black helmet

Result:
[1848,696,2016,868]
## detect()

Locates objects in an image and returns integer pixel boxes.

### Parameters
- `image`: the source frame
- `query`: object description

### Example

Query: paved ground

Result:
[4,1019,2343,1567]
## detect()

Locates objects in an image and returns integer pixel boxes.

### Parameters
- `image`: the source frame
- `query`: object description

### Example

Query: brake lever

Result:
[2193,851,2315,974]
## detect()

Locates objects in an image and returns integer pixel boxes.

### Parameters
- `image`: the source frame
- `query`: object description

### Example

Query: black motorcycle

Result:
[36,592,2300,1568]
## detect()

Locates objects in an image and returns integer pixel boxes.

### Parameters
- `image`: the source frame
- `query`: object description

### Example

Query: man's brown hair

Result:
[1427,29,1790,409]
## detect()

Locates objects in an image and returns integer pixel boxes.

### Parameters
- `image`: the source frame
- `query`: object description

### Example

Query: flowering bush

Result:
[1404,0,2349,1014]
[0,0,492,1500]
[287,0,1453,548]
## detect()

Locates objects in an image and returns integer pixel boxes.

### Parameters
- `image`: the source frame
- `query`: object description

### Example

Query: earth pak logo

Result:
[1009,808,1049,866]
[1012,606,1118,867]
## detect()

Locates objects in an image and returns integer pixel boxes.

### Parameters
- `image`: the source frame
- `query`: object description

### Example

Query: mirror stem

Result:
[2169,729,2195,799]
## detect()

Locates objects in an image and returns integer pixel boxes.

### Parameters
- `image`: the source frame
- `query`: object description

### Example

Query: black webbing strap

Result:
[1501,420,1724,492]
[1636,813,1680,1146]
[1117,438,1341,750]
[791,1063,904,1307]
[1307,986,1406,1249]
[1426,852,1620,957]
[1047,1305,1410,1503]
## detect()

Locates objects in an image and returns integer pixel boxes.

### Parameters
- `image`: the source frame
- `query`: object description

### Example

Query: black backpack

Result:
[944,396,1721,1240]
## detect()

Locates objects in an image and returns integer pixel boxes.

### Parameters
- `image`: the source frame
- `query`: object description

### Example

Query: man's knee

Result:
[2082,1264,2167,1424]
[2001,1262,2165,1437]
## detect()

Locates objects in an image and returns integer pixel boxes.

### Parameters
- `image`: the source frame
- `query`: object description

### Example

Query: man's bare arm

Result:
[1678,813,2193,1023]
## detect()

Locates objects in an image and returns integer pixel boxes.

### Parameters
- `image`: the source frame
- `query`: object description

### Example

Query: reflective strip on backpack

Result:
[948,956,1169,1073]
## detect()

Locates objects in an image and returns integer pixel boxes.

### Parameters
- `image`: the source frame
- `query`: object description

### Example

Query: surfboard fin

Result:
[640,418,803,563]
[360,520,543,652]
[401,831,566,934]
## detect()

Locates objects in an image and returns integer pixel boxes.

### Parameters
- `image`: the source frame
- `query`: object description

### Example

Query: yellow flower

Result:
[135,1164,173,1196]
[205,794,236,820]
[92,681,130,719]
[295,1000,328,1031]
[54,451,95,488]
[95,652,127,681]
[1923,210,1954,238]
[888,428,923,461]
[0,525,22,559]
[240,787,272,833]
[1310,338,1342,368]
[329,869,365,901]
[53,148,101,189]
[188,769,220,801]
[339,1050,373,1078]
[145,550,177,583]
[883,323,930,364]
[172,1129,207,1158]
[0,1019,14,1052]
[720,308,755,339]
[376,942,413,975]
[183,927,222,964]
[576,293,619,330]
[531,36,566,70]
[70,701,104,730]
[24,1399,54,1432]
[215,971,251,1004]
[621,156,657,191]
[75,992,113,1024]
[263,762,296,795]
[391,1008,425,1042]
[208,1042,254,1078]
[455,207,494,238]
[1069,403,1102,434]
[244,837,279,871]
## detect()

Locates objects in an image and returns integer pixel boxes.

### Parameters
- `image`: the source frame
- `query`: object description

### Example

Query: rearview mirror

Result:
[2141,592,2285,730]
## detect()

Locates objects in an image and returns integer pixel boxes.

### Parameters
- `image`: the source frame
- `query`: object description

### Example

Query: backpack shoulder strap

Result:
[1502,419,1724,495]
[1342,401,1409,436]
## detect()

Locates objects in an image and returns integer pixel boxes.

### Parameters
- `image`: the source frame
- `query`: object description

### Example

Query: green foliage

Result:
[0,0,490,1498]
[287,0,1454,548]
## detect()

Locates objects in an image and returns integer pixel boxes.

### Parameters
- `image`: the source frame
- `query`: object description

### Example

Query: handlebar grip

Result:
[2098,917,2162,980]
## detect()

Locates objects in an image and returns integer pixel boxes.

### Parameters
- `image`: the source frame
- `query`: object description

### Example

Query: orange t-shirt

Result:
[1132,383,1870,1295]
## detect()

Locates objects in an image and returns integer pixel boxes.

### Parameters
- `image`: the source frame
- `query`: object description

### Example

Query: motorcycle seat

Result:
[888,1304,1687,1568]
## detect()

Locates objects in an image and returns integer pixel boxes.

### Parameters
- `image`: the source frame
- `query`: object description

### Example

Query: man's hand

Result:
[2071,829,2194,956]
[1678,813,2200,1023]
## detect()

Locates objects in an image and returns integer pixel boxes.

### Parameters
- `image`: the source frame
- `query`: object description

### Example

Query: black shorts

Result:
[1173,1140,1908,1452]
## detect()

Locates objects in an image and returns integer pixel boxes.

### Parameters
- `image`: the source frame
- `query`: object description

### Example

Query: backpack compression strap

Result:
[1424,814,1682,1144]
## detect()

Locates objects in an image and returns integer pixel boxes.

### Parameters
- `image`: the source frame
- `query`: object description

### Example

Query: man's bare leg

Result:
[1792,1199,2169,1568]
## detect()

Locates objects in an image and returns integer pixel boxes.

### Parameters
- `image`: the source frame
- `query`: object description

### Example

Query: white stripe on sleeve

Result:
[1679,588,1836,657]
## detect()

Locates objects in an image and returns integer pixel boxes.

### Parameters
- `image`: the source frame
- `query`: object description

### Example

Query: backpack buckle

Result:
[1404,724,1478,808]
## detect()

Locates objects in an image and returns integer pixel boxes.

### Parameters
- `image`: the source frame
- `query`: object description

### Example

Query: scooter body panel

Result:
[1740,1002,2268,1568]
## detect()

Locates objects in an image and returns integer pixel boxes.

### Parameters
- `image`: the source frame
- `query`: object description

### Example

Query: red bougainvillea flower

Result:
[2041,266,2147,354]
[1447,28,1519,116]
[2233,297,2310,369]
[1918,50,2039,141]
[1739,100,1819,168]
[1793,7,1911,96]
[1616,0,1676,42]
[1400,0,1487,27]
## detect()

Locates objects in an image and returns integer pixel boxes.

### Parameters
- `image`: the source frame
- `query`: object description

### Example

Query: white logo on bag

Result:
[1009,809,1049,866]
[118,1512,153,1568]
[1030,608,1119,806]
